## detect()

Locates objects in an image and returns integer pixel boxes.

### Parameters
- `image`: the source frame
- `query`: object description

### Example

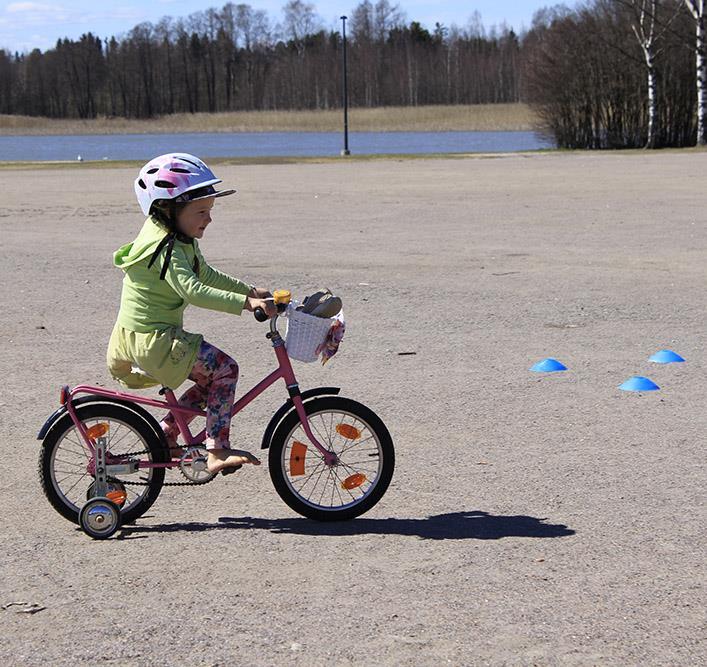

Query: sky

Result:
[0,1,552,53]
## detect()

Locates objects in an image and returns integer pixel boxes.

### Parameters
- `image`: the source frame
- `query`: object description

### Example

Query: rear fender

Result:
[37,395,169,451]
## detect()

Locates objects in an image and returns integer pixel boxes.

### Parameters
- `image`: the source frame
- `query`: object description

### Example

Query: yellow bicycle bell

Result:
[273,289,291,306]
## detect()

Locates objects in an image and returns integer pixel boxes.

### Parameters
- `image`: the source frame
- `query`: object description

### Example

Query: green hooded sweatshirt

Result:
[106,217,250,389]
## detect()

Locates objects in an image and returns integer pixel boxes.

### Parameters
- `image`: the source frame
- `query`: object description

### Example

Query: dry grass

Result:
[0,104,537,135]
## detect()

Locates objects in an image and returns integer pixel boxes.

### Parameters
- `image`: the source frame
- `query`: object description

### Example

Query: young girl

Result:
[106,153,276,474]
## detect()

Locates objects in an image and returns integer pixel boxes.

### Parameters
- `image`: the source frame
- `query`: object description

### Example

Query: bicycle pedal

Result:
[221,464,243,476]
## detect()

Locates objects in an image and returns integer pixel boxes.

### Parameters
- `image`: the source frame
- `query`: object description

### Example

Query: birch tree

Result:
[620,0,680,147]
[684,0,706,144]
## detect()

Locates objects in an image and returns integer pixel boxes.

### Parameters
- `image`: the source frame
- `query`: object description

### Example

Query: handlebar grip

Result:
[254,300,288,322]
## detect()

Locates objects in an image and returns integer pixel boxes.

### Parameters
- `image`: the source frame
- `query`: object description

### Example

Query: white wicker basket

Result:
[284,304,336,363]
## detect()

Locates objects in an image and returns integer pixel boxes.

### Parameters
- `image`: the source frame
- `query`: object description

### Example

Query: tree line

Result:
[0,0,704,148]
[0,1,521,118]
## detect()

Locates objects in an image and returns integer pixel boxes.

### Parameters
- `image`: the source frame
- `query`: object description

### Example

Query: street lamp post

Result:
[340,15,350,156]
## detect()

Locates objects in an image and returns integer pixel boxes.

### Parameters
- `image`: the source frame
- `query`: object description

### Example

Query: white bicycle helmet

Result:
[134,153,235,216]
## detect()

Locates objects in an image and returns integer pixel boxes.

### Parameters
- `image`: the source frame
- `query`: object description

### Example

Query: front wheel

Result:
[268,396,395,521]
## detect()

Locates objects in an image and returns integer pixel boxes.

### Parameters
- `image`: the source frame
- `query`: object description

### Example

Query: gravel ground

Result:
[0,151,705,666]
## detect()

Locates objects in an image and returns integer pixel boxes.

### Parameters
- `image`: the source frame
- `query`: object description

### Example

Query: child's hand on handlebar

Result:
[248,286,273,300]
[246,296,277,318]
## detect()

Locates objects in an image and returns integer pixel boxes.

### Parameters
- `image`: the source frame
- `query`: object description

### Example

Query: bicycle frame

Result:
[62,315,336,468]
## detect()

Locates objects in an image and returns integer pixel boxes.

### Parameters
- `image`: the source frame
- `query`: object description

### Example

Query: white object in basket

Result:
[285,303,339,363]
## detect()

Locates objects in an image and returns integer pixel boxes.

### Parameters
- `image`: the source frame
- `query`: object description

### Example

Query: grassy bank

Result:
[0,103,537,136]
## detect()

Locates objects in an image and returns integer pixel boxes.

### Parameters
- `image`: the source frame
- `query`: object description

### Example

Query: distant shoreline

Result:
[0,103,537,136]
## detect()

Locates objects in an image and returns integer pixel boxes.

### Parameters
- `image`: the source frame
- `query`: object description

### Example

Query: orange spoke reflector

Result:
[341,473,367,490]
[336,423,361,440]
[86,423,109,440]
[290,441,307,476]
[106,490,127,507]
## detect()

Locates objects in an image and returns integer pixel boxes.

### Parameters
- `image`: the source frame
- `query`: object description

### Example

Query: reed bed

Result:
[0,104,536,135]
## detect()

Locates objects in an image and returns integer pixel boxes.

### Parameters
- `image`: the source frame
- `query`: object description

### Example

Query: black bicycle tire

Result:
[38,403,167,524]
[268,396,394,521]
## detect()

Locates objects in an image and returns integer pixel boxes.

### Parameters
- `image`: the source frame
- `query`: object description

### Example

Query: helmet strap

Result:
[147,232,176,281]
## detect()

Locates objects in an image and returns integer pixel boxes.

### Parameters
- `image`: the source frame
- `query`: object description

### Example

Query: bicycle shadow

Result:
[118,511,575,540]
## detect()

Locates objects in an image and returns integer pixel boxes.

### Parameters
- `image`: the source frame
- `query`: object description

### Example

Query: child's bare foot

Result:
[207,448,261,474]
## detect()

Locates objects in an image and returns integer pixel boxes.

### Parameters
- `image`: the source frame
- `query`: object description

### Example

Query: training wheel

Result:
[79,497,121,540]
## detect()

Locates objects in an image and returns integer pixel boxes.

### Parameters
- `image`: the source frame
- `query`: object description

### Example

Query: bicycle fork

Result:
[291,392,338,467]
[272,332,338,467]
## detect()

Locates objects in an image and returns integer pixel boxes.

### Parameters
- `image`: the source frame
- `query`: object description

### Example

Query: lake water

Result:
[0,131,552,162]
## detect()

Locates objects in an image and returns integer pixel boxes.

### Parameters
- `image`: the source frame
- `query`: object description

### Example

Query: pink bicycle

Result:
[37,293,395,539]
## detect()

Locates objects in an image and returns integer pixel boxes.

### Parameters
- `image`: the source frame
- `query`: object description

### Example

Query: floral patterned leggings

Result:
[160,340,239,450]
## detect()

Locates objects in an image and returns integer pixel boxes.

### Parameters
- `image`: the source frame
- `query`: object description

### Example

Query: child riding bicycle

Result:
[106,153,276,474]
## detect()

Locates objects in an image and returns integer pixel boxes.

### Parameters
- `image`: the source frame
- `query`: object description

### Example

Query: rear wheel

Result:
[268,397,394,521]
[38,403,167,524]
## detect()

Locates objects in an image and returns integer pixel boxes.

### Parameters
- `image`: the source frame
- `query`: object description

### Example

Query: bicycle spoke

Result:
[337,428,374,450]
[64,435,91,459]
[330,466,356,502]
[108,423,138,451]
[319,469,333,506]
[59,441,89,459]
[290,459,327,492]
[54,471,83,485]
[107,422,125,448]
[53,456,84,468]
[338,459,378,477]
[339,446,379,461]
[62,471,89,497]
[309,418,332,450]
[305,463,329,502]
[331,473,340,506]
[318,413,334,447]
[328,411,335,443]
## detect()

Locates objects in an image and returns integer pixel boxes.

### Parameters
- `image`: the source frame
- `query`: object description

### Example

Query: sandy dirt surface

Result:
[1,151,705,666]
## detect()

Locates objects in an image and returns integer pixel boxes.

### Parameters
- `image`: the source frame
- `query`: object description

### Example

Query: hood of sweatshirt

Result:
[113,217,173,271]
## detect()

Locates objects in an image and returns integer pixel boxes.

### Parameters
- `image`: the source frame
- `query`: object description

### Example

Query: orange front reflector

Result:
[106,490,127,507]
[336,423,361,440]
[341,473,367,490]
[86,423,109,440]
[59,386,69,405]
[290,441,307,476]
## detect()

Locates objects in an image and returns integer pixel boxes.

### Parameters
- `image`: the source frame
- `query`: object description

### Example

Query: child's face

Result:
[176,197,216,239]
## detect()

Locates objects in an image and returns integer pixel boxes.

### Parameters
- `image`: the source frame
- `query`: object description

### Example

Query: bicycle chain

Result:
[107,448,217,487]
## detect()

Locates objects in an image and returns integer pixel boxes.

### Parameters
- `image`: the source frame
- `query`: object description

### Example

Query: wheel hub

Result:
[85,505,116,532]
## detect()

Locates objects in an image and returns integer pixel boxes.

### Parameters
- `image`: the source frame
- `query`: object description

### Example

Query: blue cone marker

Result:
[649,349,685,364]
[619,376,660,392]
[530,358,568,372]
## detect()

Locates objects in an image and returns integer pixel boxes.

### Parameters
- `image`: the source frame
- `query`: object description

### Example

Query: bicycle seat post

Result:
[159,386,178,404]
